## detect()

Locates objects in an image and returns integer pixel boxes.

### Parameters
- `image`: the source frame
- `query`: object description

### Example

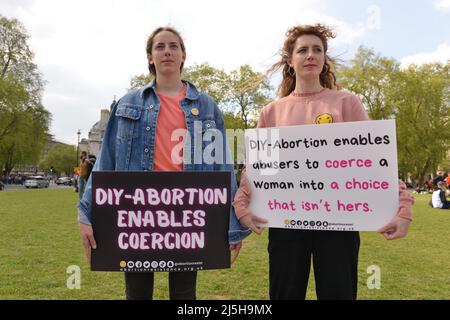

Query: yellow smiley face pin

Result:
[315,113,333,124]
[191,108,199,116]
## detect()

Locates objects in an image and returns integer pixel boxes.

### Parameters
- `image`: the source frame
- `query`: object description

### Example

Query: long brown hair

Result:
[146,26,186,77]
[270,24,337,98]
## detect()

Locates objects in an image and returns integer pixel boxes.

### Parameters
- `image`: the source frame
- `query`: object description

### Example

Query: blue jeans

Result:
[125,272,197,300]
[78,177,87,200]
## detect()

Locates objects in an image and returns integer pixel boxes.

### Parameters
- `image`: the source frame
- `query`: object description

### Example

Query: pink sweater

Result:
[233,88,414,221]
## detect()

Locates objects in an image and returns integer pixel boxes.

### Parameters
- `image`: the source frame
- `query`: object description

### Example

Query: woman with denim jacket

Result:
[78,26,249,300]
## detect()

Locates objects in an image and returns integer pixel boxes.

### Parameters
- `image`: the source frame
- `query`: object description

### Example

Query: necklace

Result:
[291,88,326,97]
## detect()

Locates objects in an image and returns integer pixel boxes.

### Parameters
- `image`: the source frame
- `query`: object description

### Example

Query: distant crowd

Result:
[413,171,450,195]
[418,171,450,210]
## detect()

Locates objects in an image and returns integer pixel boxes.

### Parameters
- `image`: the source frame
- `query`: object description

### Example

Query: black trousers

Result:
[268,229,360,300]
[125,271,197,300]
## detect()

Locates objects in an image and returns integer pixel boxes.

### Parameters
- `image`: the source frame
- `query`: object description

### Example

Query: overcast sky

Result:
[1,0,449,145]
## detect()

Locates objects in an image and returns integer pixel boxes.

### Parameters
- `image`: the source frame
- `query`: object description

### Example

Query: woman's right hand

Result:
[234,168,268,234]
[79,223,97,265]
[239,213,268,235]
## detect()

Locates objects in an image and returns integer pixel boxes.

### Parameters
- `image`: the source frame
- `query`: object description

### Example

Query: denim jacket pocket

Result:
[115,104,142,140]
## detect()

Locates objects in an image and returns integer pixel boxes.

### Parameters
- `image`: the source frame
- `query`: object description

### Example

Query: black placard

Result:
[91,171,231,272]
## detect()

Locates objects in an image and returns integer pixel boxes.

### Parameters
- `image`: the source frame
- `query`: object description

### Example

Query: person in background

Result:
[444,171,450,190]
[433,171,445,189]
[78,151,89,199]
[431,181,450,209]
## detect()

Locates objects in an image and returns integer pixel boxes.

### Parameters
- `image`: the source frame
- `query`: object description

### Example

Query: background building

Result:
[78,98,116,157]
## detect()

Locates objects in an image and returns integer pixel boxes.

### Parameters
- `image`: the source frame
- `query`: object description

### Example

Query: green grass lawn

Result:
[0,188,449,299]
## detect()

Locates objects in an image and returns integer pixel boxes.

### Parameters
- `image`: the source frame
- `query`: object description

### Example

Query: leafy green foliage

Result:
[0,15,50,175]
[40,144,77,176]
[338,46,450,184]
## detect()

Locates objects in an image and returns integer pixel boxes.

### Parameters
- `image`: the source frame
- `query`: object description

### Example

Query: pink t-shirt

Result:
[153,85,187,171]
[233,88,414,221]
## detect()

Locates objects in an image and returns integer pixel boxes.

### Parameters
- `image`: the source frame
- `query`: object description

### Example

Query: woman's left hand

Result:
[377,216,411,240]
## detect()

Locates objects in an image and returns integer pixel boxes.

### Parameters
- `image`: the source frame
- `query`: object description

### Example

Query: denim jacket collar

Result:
[140,79,200,101]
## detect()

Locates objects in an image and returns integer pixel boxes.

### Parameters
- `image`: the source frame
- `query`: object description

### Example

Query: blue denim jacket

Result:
[77,80,250,244]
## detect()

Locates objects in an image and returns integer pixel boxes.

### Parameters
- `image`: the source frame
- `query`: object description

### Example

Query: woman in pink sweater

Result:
[233,24,414,300]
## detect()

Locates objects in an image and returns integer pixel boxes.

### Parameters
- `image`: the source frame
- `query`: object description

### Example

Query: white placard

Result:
[245,120,398,231]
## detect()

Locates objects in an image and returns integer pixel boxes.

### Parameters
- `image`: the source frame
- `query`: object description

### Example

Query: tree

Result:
[337,46,400,120]
[183,63,228,105]
[128,63,229,105]
[0,15,45,112]
[223,65,274,129]
[337,46,450,185]
[0,107,50,176]
[40,144,77,176]
[128,73,153,91]
[0,77,28,140]
[0,16,51,174]
[390,63,450,185]
[222,112,245,129]
[0,16,50,174]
